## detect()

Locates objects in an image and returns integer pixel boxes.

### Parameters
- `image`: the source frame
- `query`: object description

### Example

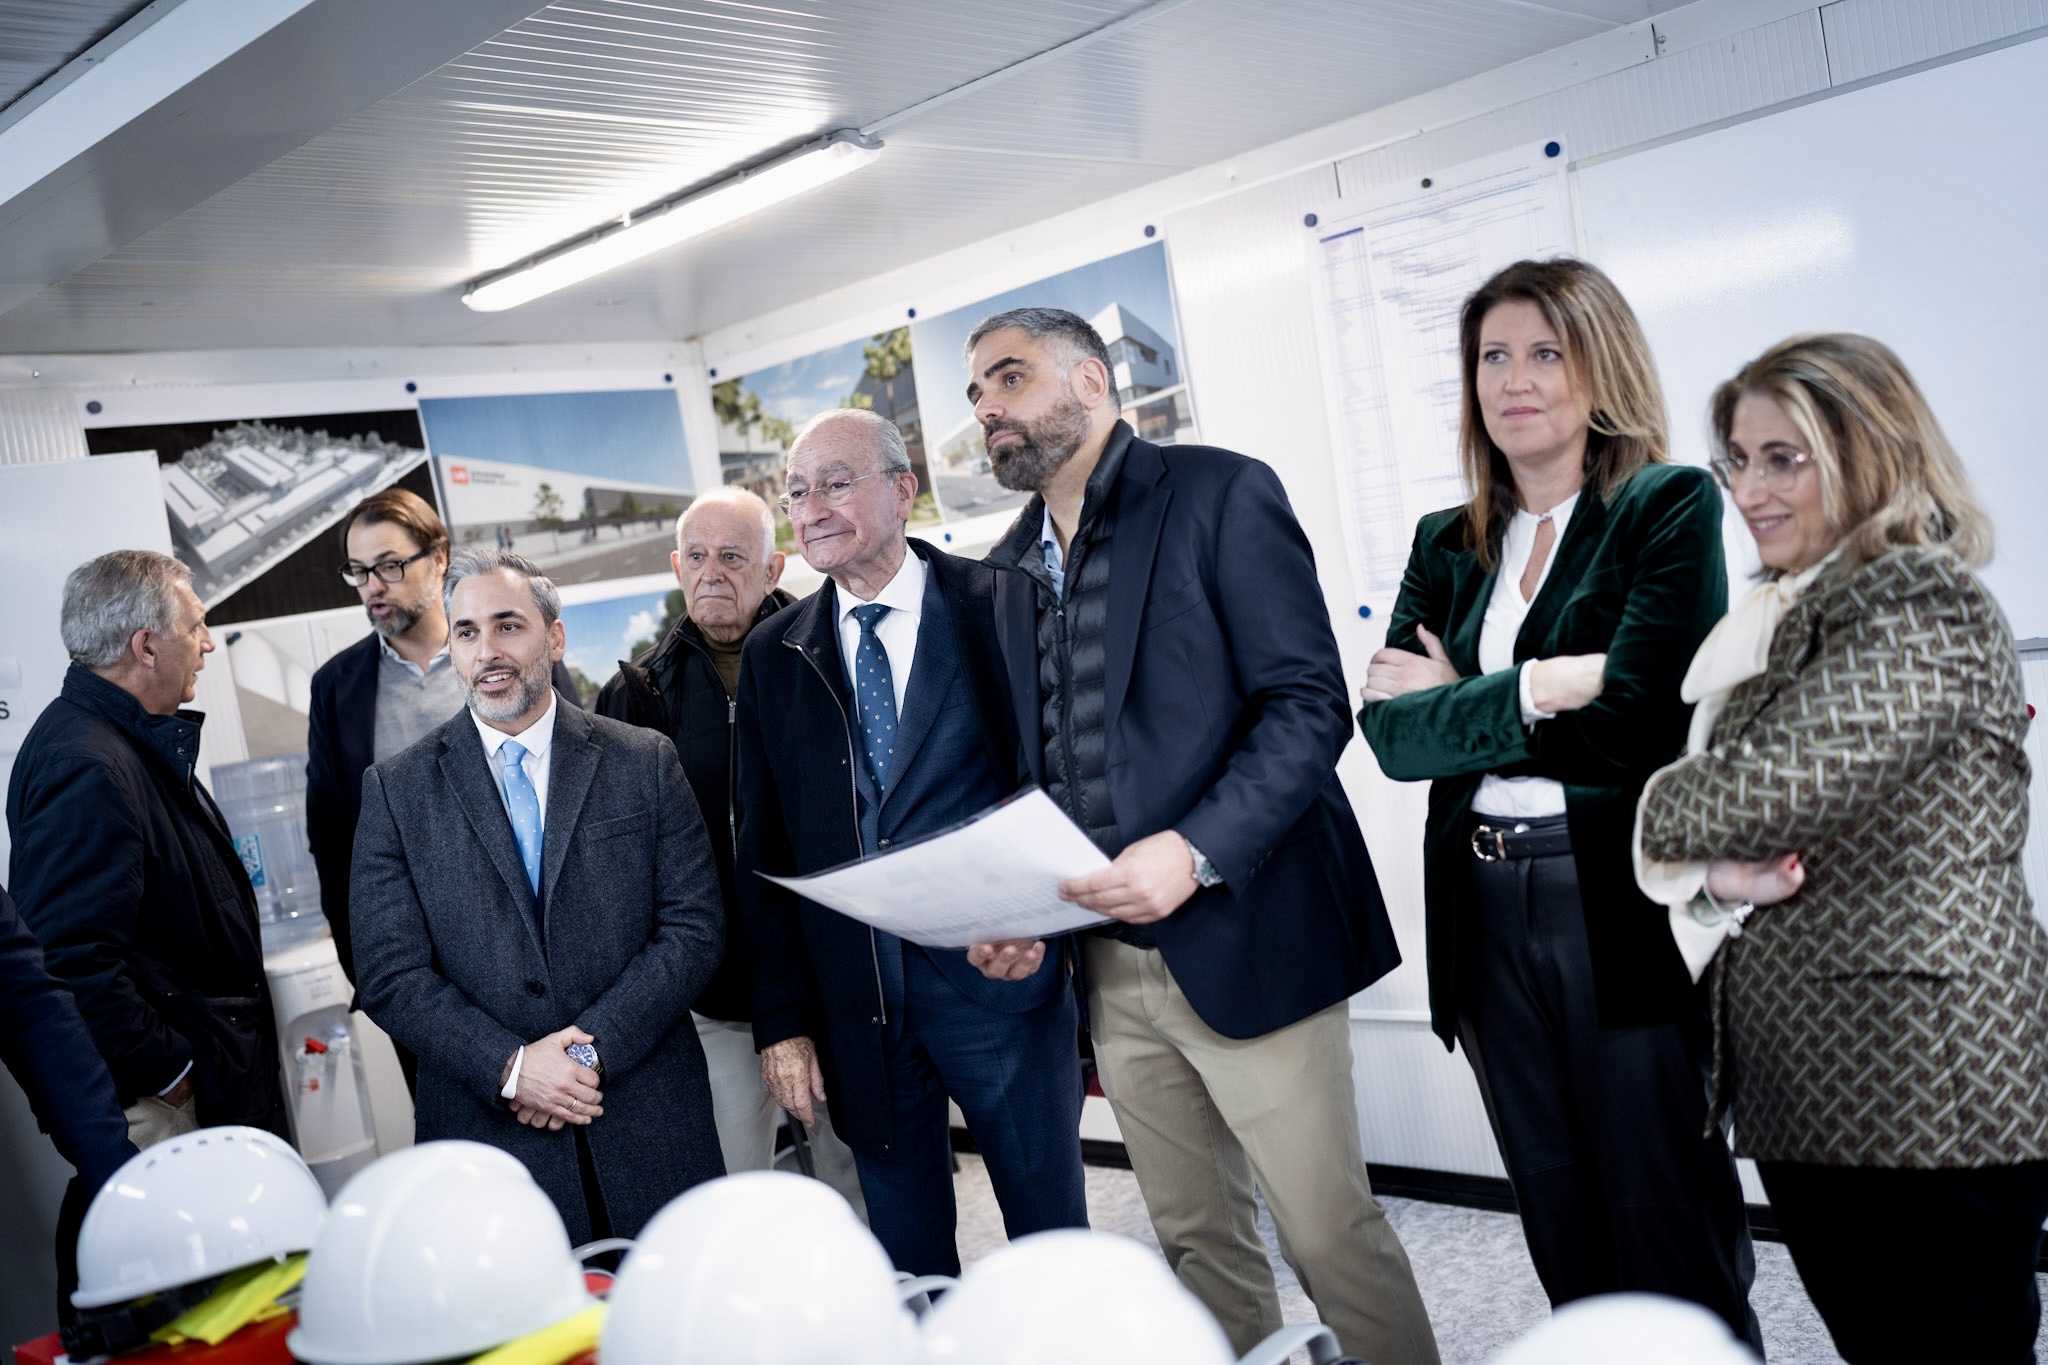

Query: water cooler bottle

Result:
[212,755,379,1195]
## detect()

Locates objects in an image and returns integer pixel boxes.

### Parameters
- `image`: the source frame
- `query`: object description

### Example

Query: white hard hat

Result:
[288,1140,590,1365]
[72,1125,327,1310]
[917,1230,1234,1365]
[1491,1293,1759,1365]
[601,1171,914,1365]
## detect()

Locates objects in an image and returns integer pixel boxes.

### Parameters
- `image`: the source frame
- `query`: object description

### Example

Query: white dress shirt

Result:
[835,550,926,716]
[1471,492,1579,819]
[471,691,559,835]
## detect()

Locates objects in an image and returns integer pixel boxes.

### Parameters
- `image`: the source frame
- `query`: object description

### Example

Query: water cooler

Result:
[212,755,379,1196]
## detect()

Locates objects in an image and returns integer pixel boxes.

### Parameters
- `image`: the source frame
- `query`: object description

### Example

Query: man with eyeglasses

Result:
[734,408,1088,1277]
[306,490,578,1042]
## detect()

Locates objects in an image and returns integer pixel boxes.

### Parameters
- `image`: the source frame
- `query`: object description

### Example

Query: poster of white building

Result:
[86,409,435,623]
[909,242,1199,524]
[418,388,696,586]
[715,326,937,542]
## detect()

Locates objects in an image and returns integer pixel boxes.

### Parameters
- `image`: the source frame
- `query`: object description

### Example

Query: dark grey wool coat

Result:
[351,700,725,1240]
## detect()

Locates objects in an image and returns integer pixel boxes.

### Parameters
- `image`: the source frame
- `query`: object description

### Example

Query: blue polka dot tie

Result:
[849,603,898,791]
[498,739,543,899]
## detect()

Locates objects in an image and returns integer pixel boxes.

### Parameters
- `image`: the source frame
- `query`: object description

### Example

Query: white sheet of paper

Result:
[757,788,1115,949]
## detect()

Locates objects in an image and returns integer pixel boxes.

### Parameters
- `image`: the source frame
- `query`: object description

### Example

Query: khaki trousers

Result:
[693,1012,867,1221]
[1084,938,1439,1365]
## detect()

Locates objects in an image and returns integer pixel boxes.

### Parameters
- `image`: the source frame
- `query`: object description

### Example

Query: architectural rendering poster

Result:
[909,241,1198,524]
[716,326,938,543]
[417,388,694,587]
[219,570,690,758]
[553,575,680,707]
[85,409,435,625]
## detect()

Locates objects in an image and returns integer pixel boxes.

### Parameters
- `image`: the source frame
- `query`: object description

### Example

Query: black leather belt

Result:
[1469,814,1572,862]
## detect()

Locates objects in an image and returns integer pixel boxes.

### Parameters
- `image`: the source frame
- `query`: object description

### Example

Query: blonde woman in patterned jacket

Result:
[1628,333,2048,1363]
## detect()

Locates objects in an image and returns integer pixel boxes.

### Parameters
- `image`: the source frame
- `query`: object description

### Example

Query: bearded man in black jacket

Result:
[595,487,861,1212]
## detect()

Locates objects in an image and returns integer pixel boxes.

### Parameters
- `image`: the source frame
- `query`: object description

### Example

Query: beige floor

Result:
[949,1152,2048,1364]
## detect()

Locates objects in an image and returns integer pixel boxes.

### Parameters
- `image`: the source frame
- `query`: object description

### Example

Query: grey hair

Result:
[442,547,561,627]
[62,550,193,670]
[963,307,1112,380]
[789,407,912,476]
[677,486,777,560]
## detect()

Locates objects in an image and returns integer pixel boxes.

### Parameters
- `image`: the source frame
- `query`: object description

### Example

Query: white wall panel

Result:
[1335,9,1828,201]
[1164,162,1505,1173]
[2019,646,2048,928]
[1820,0,2048,82]
[0,386,87,465]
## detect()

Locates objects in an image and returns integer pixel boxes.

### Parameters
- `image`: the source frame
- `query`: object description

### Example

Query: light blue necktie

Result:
[498,739,543,898]
[849,603,898,791]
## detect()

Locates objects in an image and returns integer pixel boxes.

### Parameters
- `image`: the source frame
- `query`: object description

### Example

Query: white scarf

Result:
[1635,551,1838,980]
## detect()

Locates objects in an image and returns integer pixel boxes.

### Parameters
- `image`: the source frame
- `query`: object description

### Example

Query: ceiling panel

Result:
[0,0,154,113]
[0,0,1657,353]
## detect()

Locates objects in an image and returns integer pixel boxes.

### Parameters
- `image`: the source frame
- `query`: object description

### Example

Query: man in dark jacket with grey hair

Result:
[8,550,286,1150]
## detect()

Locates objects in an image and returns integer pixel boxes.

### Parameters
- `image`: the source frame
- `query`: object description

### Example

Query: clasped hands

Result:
[502,1024,604,1131]
[1357,624,1608,714]
[967,828,1199,982]
[1706,852,1805,908]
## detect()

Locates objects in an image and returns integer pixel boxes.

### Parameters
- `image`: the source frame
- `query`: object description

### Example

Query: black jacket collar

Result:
[640,587,797,686]
[61,664,207,785]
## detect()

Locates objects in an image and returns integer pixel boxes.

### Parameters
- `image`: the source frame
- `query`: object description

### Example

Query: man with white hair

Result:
[736,408,1088,1275]
[596,488,863,1212]
[7,549,285,1147]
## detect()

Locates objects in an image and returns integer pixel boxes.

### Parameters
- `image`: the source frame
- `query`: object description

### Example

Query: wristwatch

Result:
[1184,837,1225,889]
[566,1041,603,1079]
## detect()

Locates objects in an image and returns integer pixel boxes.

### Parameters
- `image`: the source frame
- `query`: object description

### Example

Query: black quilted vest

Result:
[1002,434,1132,859]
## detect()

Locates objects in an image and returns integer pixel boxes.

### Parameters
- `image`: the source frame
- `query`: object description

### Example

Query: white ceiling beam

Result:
[0,0,553,315]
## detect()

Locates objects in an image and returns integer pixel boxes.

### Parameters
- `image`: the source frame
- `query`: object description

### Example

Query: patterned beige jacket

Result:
[1641,545,2048,1167]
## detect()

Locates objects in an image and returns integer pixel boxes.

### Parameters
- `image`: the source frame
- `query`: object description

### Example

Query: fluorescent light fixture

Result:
[462,129,883,312]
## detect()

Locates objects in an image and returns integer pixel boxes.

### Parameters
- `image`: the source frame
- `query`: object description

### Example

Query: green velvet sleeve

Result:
[1519,466,1727,787]
[1356,516,1532,781]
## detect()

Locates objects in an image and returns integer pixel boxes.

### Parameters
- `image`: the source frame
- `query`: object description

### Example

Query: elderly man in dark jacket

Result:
[736,409,1088,1277]
[7,550,285,1150]
[595,488,863,1212]
[353,548,725,1242]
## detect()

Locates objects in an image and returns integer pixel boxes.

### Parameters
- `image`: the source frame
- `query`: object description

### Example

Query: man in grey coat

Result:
[351,547,725,1241]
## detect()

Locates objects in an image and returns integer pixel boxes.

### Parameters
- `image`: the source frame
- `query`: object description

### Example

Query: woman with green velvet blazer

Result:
[1355,259,1757,1345]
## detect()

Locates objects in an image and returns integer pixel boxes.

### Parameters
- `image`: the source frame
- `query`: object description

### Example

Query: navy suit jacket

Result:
[736,539,1059,1158]
[993,427,1402,1040]
[306,627,578,988]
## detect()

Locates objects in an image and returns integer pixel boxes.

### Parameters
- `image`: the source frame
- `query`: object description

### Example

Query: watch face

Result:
[566,1042,599,1071]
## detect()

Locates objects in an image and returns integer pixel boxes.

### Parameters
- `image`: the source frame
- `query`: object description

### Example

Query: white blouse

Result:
[1470,491,1579,820]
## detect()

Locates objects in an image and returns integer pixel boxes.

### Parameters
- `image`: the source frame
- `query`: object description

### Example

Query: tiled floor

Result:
[949,1153,2048,1363]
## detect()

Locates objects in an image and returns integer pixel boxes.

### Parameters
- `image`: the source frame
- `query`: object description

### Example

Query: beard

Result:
[368,599,420,638]
[461,653,553,724]
[986,388,1092,492]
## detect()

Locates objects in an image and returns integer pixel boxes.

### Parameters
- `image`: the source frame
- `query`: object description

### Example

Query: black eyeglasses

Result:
[338,548,432,587]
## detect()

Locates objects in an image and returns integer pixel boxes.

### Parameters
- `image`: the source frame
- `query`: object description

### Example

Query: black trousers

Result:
[55,1173,91,1326]
[1458,818,1762,1350]
[1759,1159,2048,1363]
